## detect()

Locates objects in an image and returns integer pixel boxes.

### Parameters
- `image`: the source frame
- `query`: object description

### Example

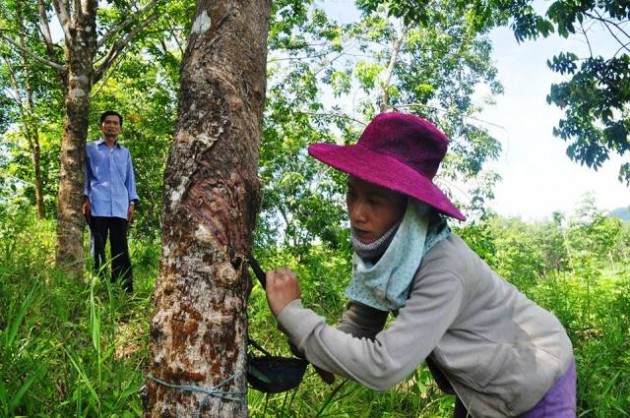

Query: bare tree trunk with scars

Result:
[145,0,271,416]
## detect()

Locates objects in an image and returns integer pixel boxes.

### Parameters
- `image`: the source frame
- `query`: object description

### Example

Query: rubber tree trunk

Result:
[145,0,271,416]
[54,4,97,278]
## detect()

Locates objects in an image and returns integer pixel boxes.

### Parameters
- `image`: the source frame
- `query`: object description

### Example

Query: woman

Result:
[265,112,576,417]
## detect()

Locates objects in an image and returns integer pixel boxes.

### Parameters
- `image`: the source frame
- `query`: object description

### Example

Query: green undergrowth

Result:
[0,212,156,417]
[1,213,629,416]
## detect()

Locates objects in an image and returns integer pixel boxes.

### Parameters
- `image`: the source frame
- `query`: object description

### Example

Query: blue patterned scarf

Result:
[345,200,451,311]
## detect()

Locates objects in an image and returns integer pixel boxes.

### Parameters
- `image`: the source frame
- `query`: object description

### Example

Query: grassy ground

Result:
[1,216,629,417]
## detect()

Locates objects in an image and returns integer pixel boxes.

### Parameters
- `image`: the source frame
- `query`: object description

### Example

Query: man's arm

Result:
[127,200,135,225]
[273,269,465,390]
[125,150,139,223]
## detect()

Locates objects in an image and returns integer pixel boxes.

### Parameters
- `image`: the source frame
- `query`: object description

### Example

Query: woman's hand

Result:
[266,268,301,317]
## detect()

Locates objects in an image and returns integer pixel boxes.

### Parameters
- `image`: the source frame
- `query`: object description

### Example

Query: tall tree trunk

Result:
[24,81,46,219]
[5,64,46,219]
[32,135,45,219]
[24,119,46,219]
[54,7,97,277]
[14,3,46,219]
[145,0,271,416]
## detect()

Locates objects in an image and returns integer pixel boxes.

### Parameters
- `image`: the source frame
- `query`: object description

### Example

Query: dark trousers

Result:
[89,216,133,292]
[454,397,469,417]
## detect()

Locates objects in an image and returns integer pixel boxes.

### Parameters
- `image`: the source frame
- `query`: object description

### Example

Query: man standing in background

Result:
[82,110,138,292]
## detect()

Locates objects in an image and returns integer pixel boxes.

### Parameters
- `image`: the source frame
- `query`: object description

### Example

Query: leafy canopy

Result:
[358,0,630,185]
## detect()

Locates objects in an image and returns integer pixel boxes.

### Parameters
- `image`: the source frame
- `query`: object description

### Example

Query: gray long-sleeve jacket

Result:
[277,234,574,417]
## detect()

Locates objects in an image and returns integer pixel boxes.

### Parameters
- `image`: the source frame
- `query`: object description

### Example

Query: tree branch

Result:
[2,53,38,157]
[0,31,64,71]
[165,19,185,57]
[2,56,25,106]
[37,0,58,62]
[97,0,163,48]
[94,13,159,82]
[50,0,71,41]
[91,53,123,97]
[268,49,340,63]
[313,50,347,76]
[614,41,630,57]
[578,21,593,57]
[584,11,630,54]
[381,24,410,112]
[290,110,366,126]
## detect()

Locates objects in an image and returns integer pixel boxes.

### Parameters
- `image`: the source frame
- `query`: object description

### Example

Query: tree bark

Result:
[145,0,270,416]
[24,116,46,219]
[32,134,45,219]
[54,2,98,276]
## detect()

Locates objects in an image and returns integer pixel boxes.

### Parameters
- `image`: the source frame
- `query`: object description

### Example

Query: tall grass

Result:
[0,210,156,417]
[1,211,629,416]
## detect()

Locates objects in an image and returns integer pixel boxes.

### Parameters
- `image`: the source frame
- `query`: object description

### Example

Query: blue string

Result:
[147,373,245,417]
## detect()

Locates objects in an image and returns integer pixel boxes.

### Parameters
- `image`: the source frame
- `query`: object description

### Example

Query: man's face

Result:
[100,115,122,138]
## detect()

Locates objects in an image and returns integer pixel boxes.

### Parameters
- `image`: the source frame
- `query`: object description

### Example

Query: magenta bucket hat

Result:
[308,112,466,221]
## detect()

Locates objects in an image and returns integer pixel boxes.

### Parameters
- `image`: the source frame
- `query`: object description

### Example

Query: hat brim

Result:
[308,143,466,221]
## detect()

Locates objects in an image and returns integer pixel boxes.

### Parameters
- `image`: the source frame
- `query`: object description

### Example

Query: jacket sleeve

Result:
[336,301,388,340]
[125,150,139,202]
[276,267,465,391]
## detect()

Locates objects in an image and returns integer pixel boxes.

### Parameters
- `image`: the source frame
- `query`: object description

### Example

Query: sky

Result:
[478,26,629,220]
[322,1,629,220]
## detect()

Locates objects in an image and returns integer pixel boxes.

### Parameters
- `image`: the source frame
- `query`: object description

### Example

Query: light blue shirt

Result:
[84,138,138,219]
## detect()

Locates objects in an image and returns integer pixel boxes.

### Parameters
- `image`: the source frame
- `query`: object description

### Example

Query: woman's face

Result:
[346,176,408,244]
